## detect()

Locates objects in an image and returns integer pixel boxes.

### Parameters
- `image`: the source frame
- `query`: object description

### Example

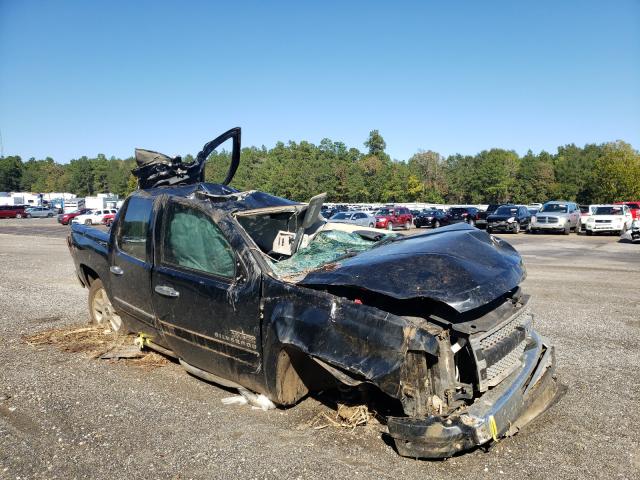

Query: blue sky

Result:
[1,0,638,162]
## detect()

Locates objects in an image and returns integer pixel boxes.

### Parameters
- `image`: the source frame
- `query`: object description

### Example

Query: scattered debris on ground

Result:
[307,403,375,430]
[221,387,276,411]
[22,323,170,369]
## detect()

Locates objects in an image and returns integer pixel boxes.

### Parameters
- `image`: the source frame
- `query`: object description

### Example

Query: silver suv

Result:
[530,201,580,234]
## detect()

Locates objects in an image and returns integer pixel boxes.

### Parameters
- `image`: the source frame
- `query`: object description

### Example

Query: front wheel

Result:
[25,214,31,218]
[15,213,22,219]
[586,230,593,236]
[369,222,374,228]
[84,219,92,225]
[563,224,571,235]
[514,223,520,234]
[88,278,124,333]
[47,213,53,217]
[486,227,492,234]
[387,223,393,231]
[404,221,411,230]
[467,219,475,226]
[434,220,440,228]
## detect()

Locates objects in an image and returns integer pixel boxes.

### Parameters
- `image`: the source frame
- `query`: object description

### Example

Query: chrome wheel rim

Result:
[92,287,122,331]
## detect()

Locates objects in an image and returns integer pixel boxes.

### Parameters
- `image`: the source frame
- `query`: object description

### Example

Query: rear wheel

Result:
[15,213,22,219]
[88,278,123,333]
[47,213,53,217]
[514,223,520,234]
[467,218,475,226]
[486,227,492,234]
[84,219,92,225]
[369,222,374,228]
[586,230,593,236]
[563,224,571,235]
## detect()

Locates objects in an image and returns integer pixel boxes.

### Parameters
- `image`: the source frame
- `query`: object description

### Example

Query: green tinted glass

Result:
[164,203,235,278]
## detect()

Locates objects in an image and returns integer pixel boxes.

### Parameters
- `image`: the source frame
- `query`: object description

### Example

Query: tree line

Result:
[1,130,639,204]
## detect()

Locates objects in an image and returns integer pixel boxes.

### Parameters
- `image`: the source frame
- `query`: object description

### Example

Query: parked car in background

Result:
[583,205,633,236]
[447,207,480,226]
[614,201,640,220]
[25,206,58,218]
[577,205,603,232]
[620,219,640,243]
[102,212,117,227]
[476,204,500,229]
[375,206,413,230]
[57,208,93,225]
[72,209,118,225]
[529,201,580,234]
[414,209,450,228]
[328,211,376,227]
[0,205,27,219]
[486,205,531,234]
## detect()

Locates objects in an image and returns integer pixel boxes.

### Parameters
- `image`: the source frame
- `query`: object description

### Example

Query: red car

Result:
[615,201,640,220]
[375,206,413,230]
[0,205,27,219]
[57,208,93,225]
[102,213,116,227]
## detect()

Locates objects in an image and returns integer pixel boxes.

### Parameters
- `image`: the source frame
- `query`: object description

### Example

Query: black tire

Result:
[369,223,374,228]
[434,220,440,228]
[514,223,520,234]
[387,223,393,231]
[84,219,92,225]
[47,213,53,217]
[563,224,571,235]
[25,214,31,218]
[467,219,475,226]
[404,221,411,230]
[586,230,593,236]
[15,213,22,219]
[88,278,125,333]
[486,227,492,234]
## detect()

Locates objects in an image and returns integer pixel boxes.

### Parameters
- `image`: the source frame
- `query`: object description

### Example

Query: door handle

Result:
[154,285,180,298]
[110,266,124,276]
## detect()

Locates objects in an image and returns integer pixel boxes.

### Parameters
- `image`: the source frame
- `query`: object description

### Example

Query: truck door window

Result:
[162,202,235,279]
[117,197,153,261]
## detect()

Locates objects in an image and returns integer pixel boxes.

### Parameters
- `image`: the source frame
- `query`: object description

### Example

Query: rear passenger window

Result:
[117,197,153,261]
[162,202,235,279]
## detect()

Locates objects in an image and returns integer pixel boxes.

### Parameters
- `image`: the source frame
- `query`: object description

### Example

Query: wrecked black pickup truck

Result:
[67,128,557,459]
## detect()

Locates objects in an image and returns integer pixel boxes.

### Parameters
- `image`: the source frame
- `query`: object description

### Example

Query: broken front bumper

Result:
[387,331,557,459]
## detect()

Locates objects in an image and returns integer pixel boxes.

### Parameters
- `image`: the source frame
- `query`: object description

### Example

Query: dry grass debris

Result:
[23,323,170,369]
[308,403,374,430]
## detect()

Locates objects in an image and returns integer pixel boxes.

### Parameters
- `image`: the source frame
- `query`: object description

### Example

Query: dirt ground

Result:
[1,218,639,479]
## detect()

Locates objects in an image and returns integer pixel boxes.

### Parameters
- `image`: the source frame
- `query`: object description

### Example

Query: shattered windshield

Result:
[270,230,394,278]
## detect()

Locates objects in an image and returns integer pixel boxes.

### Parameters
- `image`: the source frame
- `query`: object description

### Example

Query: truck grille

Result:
[468,309,531,392]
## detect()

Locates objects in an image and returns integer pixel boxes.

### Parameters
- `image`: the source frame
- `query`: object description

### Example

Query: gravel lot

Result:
[1,219,639,479]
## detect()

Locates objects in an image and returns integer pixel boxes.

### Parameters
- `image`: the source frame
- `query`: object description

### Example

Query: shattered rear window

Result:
[270,230,391,278]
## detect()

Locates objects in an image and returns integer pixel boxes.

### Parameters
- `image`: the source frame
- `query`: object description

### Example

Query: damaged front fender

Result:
[260,276,440,415]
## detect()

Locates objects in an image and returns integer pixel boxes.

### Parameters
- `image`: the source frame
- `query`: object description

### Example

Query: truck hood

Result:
[299,223,525,313]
